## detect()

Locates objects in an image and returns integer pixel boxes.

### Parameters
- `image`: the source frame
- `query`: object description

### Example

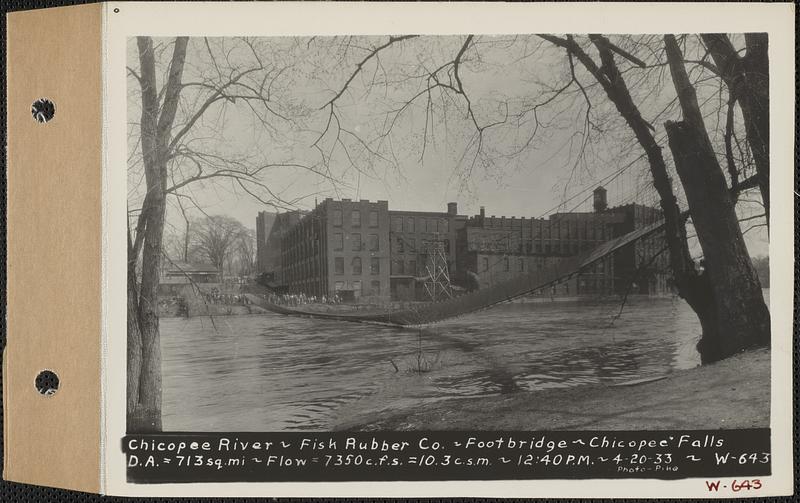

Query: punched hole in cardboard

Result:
[35,370,59,397]
[31,98,55,123]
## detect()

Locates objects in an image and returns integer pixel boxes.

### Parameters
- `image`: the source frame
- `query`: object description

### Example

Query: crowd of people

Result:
[263,292,341,307]
[201,287,250,305]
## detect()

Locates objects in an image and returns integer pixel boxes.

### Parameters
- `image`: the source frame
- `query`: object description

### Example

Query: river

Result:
[160,292,768,431]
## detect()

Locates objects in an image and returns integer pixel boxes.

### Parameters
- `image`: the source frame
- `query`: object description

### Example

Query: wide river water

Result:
[159,293,769,431]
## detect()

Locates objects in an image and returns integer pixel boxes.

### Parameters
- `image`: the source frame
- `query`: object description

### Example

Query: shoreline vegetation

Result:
[335,348,769,431]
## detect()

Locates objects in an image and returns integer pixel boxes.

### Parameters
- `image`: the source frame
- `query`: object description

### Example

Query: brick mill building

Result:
[256,187,670,302]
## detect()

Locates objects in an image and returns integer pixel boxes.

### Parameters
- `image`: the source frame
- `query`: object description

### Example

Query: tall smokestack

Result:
[447,202,458,215]
[479,206,485,219]
[593,186,608,213]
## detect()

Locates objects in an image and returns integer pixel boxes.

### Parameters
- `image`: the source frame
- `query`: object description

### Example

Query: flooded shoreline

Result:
[157,293,752,431]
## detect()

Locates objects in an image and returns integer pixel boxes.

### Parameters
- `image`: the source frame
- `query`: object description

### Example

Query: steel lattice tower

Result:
[424,233,453,302]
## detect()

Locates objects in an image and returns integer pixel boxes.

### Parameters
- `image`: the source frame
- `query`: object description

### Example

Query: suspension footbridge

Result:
[247,218,668,326]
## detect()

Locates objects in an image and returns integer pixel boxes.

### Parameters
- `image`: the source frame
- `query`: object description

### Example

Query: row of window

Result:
[391,216,449,234]
[479,221,611,240]
[470,240,598,256]
[331,209,379,228]
[334,256,381,275]
[392,237,450,254]
[333,233,380,252]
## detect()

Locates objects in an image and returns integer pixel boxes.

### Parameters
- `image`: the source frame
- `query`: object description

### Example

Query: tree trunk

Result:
[126,215,145,428]
[126,253,143,428]
[666,121,770,361]
[131,191,167,432]
[128,36,189,432]
[664,35,770,362]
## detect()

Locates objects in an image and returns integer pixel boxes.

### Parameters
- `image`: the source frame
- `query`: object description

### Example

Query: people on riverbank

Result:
[263,292,342,306]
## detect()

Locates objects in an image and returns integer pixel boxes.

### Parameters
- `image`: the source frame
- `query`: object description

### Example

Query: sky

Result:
[127,34,769,258]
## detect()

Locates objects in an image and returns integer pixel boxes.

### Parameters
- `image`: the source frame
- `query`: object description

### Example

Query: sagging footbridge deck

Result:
[247,219,667,327]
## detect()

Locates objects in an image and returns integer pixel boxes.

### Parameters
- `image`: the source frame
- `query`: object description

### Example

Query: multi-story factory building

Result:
[387,202,467,300]
[256,187,671,301]
[276,198,392,301]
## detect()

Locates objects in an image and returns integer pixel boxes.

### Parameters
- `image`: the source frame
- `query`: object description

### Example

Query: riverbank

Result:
[337,348,770,431]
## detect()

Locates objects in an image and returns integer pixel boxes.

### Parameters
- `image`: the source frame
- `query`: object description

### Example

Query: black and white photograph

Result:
[124,25,777,486]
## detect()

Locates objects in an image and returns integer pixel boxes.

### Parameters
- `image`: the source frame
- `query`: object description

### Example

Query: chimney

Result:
[479,206,485,219]
[593,186,608,213]
[447,202,458,215]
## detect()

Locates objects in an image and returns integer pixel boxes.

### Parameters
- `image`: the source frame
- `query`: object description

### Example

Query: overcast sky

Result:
[128,35,768,258]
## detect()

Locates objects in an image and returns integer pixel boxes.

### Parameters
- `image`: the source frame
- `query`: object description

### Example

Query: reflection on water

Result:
[159,295,743,431]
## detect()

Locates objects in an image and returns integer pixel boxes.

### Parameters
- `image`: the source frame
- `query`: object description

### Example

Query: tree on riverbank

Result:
[315,34,769,362]
[192,215,250,277]
[127,37,323,432]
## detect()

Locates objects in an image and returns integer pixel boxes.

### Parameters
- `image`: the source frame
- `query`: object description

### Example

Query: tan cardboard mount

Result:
[5,4,103,493]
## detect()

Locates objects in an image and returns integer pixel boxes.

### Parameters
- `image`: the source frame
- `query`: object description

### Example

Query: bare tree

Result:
[192,215,248,276]
[127,36,323,432]
[235,228,256,277]
[663,34,769,361]
[314,33,769,362]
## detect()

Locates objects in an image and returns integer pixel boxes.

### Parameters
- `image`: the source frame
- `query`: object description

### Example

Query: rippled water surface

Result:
[160,296,735,431]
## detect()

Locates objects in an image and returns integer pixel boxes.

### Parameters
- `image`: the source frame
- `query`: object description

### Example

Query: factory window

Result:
[482,257,489,272]
[392,216,403,232]
[397,238,405,253]
[408,238,416,252]
[409,260,417,275]
[371,280,381,295]
[369,211,378,227]
[351,210,361,228]
[352,257,362,275]
[334,257,344,275]
[351,233,362,251]
[392,260,405,275]
[504,257,510,271]
[535,242,542,254]
[406,217,415,232]
[518,258,525,272]
[333,209,343,227]
[368,234,379,251]
[353,280,362,294]
[333,232,343,251]
[371,257,380,275]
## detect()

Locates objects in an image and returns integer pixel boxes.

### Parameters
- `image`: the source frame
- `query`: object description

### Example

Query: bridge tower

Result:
[424,233,453,302]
